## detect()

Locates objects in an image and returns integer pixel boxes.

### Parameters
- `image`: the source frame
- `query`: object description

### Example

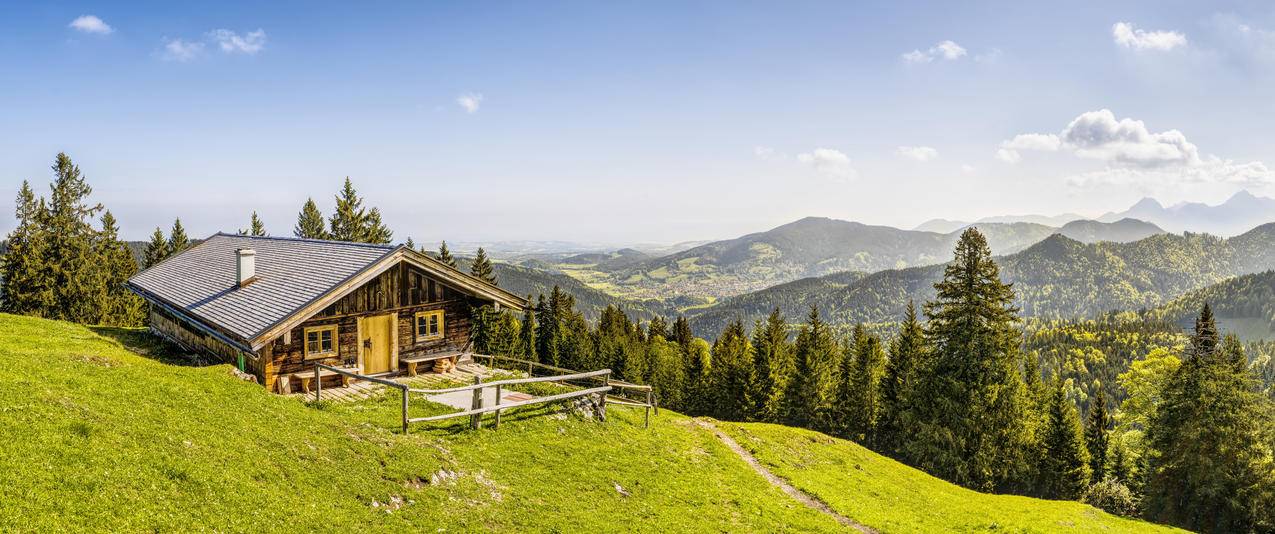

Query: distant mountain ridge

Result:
[687,222,1275,337]
[1098,190,1275,236]
[596,216,1165,301]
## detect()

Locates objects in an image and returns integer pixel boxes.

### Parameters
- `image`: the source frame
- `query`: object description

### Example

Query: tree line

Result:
[471,228,1275,532]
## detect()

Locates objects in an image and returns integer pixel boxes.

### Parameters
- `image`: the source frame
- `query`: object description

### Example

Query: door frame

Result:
[356,312,399,375]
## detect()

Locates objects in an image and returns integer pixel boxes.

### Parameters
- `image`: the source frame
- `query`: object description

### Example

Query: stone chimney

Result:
[236,248,257,287]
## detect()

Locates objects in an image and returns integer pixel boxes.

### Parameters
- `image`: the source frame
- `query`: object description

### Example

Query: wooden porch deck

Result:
[288,362,509,403]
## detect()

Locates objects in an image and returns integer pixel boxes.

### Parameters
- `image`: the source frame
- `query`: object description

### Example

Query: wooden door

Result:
[361,313,395,375]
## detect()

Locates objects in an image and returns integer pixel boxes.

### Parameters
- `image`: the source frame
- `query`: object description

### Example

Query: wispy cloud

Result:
[69,15,112,35]
[457,93,483,113]
[896,146,939,162]
[161,38,204,62]
[797,148,856,180]
[209,29,267,55]
[902,40,967,63]
[1113,22,1186,51]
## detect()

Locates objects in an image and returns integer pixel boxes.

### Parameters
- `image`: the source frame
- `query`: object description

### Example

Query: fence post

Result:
[494,384,503,428]
[644,388,652,429]
[401,385,409,434]
[314,364,321,402]
[597,372,608,423]
[469,375,483,430]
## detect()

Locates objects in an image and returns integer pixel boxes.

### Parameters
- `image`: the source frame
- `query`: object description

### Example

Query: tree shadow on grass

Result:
[87,325,219,367]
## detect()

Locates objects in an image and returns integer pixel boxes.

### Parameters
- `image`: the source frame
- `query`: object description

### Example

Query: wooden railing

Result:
[476,353,659,428]
[312,363,612,432]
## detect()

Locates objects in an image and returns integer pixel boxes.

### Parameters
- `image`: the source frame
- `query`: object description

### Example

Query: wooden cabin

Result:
[127,233,526,393]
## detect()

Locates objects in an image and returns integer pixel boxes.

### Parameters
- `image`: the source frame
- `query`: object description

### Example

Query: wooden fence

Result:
[312,363,614,433]
[477,353,659,426]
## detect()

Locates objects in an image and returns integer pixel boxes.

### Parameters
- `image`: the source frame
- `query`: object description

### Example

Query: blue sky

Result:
[2,1,1275,244]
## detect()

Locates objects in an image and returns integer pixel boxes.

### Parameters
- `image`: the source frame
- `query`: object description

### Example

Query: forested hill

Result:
[688,223,1275,337]
[462,259,673,322]
[1147,269,1275,340]
[601,216,1165,301]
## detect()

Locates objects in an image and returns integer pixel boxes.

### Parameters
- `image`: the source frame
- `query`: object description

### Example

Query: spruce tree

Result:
[647,315,669,341]
[404,237,415,250]
[752,308,794,423]
[708,320,754,421]
[878,301,926,456]
[671,316,694,353]
[143,227,168,268]
[45,153,103,323]
[519,296,537,363]
[0,181,53,315]
[779,306,839,431]
[834,325,885,445]
[1144,306,1275,532]
[362,207,393,244]
[239,211,267,236]
[648,338,687,410]
[535,290,561,366]
[94,211,143,326]
[294,198,328,239]
[1037,380,1092,500]
[470,247,497,285]
[904,227,1033,492]
[438,240,457,268]
[682,338,713,415]
[166,218,189,257]
[329,177,368,242]
[1084,389,1110,483]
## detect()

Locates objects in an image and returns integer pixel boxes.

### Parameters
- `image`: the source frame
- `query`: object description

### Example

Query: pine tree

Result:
[45,153,103,323]
[904,227,1033,492]
[143,227,168,268]
[470,247,496,285]
[362,207,393,244]
[294,198,328,239]
[404,237,415,250]
[671,316,694,353]
[648,337,687,410]
[682,338,713,415]
[1144,306,1275,532]
[877,301,926,455]
[752,308,794,423]
[93,211,143,326]
[1037,380,1092,500]
[239,211,267,236]
[708,320,754,421]
[780,306,839,431]
[834,324,885,444]
[329,177,367,242]
[438,240,457,268]
[519,296,537,363]
[535,290,561,367]
[166,218,189,257]
[1084,389,1110,483]
[1,181,53,315]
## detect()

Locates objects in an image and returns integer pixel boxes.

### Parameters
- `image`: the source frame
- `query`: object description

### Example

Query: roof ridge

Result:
[211,232,396,250]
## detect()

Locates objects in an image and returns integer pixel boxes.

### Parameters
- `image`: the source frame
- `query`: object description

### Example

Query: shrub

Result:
[1082,477,1139,517]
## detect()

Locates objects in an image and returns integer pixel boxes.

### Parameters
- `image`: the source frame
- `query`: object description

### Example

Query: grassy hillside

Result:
[690,225,1275,337]
[719,422,1184,533]
[0,313,1181,532]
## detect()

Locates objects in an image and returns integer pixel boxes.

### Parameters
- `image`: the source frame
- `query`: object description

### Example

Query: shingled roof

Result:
[128,233,525,350]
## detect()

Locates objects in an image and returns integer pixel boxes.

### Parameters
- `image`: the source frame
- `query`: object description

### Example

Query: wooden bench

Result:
[293,366,358,394]
[400,351,463,376]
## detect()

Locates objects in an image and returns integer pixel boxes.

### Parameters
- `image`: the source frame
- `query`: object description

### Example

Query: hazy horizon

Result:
[4,2,1275,242]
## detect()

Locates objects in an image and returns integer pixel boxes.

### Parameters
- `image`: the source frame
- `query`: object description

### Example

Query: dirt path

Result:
[695,419,877,534]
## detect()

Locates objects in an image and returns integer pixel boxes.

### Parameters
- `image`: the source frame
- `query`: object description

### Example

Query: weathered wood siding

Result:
[149,307,265,381]
[264,261,478,392]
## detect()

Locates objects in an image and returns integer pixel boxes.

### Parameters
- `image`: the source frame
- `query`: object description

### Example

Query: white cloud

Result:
[995,148,1021,164]
[961,164,976,174]
[896,146,939,162]
[161,39,204,62]
[209,29,267,55]
[69,15,113,35]
[999,109,1274,188]
[457,93,483,113]
[797,148,856,180]
[901,50,931,64]
[933,40,967,60]
[1112,22,1186,51]
[901,40,968,63]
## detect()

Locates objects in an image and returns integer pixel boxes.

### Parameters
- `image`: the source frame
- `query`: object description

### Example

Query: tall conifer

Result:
[294,198,328,239]
[239,211,267,236]
[752,308,794,423]
[438,240,457,268]
[878,301,926,455]
[1037,380,1092,500]
[708,320,754,421]
[0,181,53,315]
[143,227,167,268]
[1084,389,1110,483]
[470,247,496,285]
[780,306,838,431]
[166,218,189,256]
